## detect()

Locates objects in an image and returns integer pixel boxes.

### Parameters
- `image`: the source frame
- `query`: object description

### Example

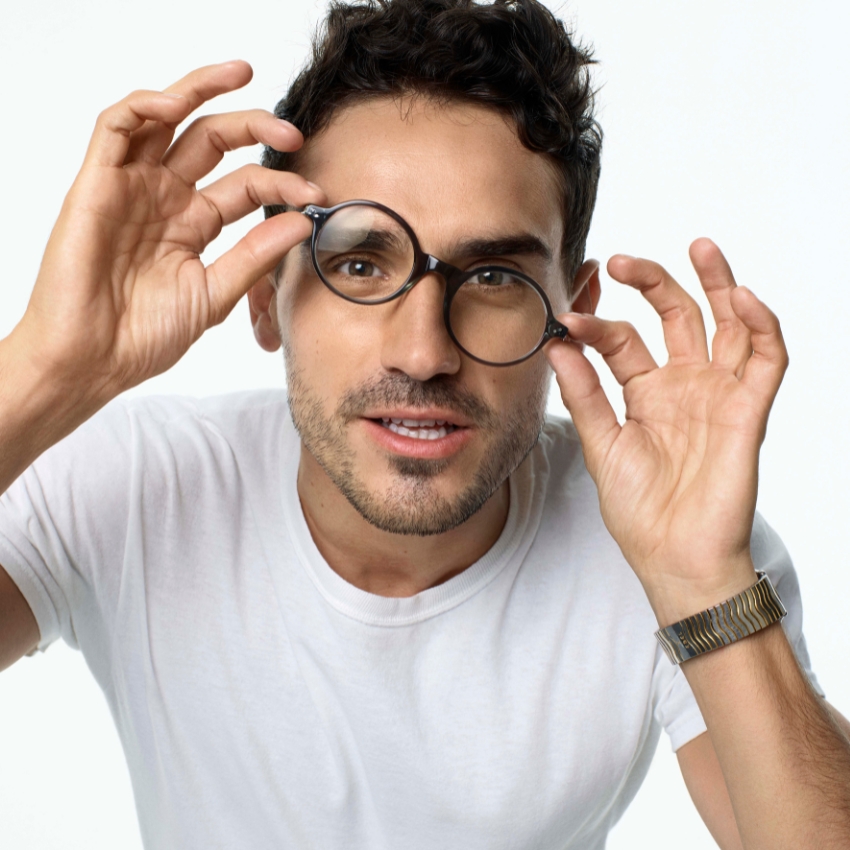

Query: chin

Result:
[341,471,501,537]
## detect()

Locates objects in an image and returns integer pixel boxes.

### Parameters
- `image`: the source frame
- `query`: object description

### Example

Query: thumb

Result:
[203,211,311,326]
[545,330,620,478]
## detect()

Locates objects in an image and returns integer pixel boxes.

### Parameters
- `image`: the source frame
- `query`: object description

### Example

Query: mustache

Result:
[336,373,497,430]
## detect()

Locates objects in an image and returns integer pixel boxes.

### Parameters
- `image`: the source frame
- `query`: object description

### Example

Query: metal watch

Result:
[655,571,787,665]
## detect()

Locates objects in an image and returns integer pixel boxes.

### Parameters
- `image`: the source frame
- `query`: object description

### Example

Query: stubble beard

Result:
[284,344,548,536]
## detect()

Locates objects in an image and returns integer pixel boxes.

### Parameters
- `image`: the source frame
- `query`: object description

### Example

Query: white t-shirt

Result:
[0,391,822,850]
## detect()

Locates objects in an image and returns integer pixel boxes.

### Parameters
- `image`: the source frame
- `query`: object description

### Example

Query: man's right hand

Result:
[0,61,325,661]
[9,60,324,417]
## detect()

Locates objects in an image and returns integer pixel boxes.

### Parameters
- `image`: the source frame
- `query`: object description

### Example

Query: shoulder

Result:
[114,388,290,430]
[27,389,297,491]
[98,388,294,451]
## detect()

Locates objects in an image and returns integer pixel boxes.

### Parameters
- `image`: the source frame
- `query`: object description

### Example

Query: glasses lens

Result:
[449,270,549,364]
[314,205,415,302]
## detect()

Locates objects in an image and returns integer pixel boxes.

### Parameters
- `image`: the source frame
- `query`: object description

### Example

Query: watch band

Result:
[654,571,787,665]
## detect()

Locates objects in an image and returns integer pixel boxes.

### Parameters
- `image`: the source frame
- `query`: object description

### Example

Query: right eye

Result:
[335,259,384,278]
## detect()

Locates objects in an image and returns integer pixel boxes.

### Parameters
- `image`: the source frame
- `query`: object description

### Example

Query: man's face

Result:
[270,97,572,536]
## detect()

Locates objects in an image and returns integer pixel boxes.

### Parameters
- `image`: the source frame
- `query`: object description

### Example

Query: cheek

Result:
[278,273,386,389]
[480,354,550,418]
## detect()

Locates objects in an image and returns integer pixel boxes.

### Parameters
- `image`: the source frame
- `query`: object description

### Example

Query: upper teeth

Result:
[380,417,455,440]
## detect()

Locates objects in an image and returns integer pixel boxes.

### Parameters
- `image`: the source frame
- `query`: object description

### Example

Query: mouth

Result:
[377,417,459,441]
[360,410,474,459]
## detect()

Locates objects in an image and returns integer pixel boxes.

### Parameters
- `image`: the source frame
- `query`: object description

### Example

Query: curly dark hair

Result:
[263,0,602,287]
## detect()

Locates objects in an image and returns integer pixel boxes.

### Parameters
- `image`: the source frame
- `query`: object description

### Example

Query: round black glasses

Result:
[301,200,569,367]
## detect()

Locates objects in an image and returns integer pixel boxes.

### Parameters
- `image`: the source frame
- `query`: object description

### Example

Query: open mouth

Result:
[362,412,473,459]
[377,417,460,440]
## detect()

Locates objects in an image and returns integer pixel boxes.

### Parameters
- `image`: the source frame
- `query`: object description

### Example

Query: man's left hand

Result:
[546,238,788,625]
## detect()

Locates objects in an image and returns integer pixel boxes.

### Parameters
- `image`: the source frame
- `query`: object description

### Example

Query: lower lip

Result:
[361,419,474,459]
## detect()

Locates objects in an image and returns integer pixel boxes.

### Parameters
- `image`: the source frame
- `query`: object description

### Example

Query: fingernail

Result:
[277,118,298,131]
[162,93,186,99]
[306,181,322,191]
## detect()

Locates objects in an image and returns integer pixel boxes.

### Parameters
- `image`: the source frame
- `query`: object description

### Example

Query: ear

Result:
[569,259,601,315]
[248,274,282,353]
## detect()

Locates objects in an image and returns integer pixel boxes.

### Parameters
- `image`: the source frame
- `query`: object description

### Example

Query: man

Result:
[0,0,848,847]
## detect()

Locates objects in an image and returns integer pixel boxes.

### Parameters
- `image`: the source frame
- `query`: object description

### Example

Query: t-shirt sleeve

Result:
[0,401,135,655]
[651,512,824,752]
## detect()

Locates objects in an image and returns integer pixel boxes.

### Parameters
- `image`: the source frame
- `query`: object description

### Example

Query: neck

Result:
[296,446,510,597]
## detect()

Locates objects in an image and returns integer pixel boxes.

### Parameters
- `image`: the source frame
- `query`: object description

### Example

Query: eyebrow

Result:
[312,227,410,254]
[450,235,553,264]
[300,226,554,263]
[350,229,409,253]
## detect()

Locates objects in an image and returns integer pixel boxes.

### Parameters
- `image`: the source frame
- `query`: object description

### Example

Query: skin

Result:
[0,62,849,847]
[250,96,595,594]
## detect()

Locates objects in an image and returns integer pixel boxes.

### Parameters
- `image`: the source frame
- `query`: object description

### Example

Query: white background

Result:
[1,0,848,847]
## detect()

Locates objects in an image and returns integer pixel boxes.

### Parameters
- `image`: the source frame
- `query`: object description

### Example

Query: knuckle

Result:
[125,88,149,102]
[95,106,113,127]
[206,125,234,154]
[604,322,635,357]
[123,89,158,111]
[96,90,159,130]
[241,232,265,269]
[664,297,701,324]
[245,182,263,208]
[636,266,665,290]
[678,291,702,315]
[185,114,212,133]
[96,104,128,134]
[181,114,234,153]
[645,260,666,278]
[242,162,266,178]
[99,95,134,121]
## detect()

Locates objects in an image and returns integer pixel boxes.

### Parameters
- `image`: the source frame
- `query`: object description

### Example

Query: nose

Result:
[379,272,462,381]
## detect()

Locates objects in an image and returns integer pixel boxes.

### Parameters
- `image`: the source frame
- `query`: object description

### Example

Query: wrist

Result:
[641,555,759,628]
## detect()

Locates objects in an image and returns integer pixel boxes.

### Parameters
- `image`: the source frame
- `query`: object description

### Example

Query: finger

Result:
[83,90,193,168]
[127,60,255,165]
[689,237,753,376]
[560,312,658,387]
[607,254,710,364]
[545,337,620,478]
[163,110,304,185]
[164,60,253,109]
[732,287,789,409]
[200,164,326,226]
[204,211,312,326]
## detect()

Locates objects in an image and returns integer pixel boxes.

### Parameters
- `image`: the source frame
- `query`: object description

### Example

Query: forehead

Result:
[295,96,563,255]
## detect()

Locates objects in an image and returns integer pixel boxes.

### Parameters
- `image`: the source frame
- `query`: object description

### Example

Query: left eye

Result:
[466,270,520,286]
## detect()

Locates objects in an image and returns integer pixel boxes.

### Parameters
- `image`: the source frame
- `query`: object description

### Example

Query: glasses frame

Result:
[301,200,569,367]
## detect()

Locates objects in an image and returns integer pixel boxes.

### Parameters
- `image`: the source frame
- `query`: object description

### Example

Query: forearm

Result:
[0,331,101,496]
[681,616,850,848]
